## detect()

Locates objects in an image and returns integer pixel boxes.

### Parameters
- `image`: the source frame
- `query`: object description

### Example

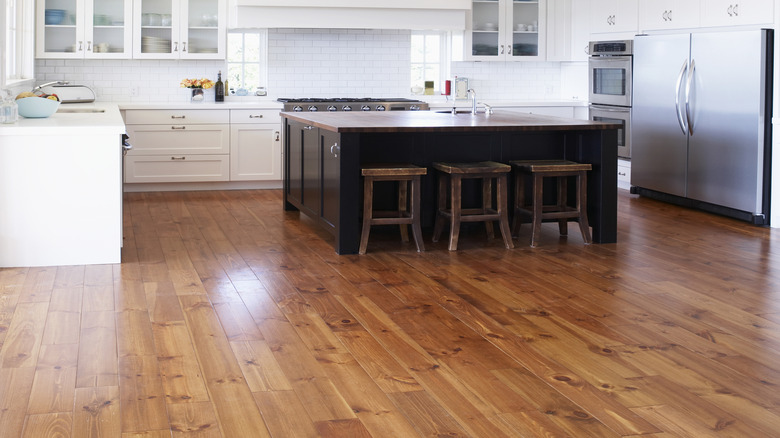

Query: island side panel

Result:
[566,128,618,244]
[333,132,361,255]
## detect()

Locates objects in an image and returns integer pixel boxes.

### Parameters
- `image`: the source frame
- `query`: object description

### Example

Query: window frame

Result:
[2,0,35,90]
[226,28,268,95]
[410,30,451,94]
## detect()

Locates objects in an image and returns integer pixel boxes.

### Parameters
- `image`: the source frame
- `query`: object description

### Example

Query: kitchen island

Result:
[282,110,619,254]
[0,103,125,267]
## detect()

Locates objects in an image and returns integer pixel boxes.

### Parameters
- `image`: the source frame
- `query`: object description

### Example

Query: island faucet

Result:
[468,88,477,114]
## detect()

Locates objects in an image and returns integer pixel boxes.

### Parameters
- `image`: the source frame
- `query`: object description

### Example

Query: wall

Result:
[33,28,572,103]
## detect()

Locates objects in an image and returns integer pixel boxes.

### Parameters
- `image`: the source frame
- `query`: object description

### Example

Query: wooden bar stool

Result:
[510,160,592,247]
[432,161,514,251]
[359,164,427,255]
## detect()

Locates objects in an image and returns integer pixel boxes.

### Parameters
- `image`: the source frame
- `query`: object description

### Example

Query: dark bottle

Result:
[215,71,225,102]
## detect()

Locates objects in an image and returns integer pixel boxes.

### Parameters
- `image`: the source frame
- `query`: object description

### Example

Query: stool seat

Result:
[510,159,592,247]
[432,161,514,251]
[359,164,426,255]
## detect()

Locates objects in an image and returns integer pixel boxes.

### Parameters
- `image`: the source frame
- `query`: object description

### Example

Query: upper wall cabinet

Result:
[37,0,133,59]
[700,0,774,27]
[638,0,700,31]
[589,0,638,34]
[133,0,225,59]
[465,0,547,61]
[546,0,590,62]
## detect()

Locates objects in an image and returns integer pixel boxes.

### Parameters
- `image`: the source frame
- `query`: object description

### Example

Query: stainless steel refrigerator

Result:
[631,29,772,224]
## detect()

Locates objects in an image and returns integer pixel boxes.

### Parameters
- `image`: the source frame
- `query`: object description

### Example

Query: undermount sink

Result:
[56,107,106,113]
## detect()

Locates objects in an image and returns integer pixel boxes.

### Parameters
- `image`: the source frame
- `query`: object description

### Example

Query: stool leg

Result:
[512,170,525,236]
[530,173,544,247]
[496,174,514,249]
[577,171,592,244]
[482,177,495,240]
[398,179,410,243]
[448,175,462,251]
[359,177,374,255]
[432,172,447,243]
[410,175,425,252]
[557,176,568,236]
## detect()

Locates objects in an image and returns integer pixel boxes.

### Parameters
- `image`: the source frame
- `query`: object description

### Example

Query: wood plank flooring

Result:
[2,188,780,437]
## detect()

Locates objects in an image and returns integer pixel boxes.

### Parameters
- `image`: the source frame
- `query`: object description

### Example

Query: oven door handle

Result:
[589,104,629,112]
[675,59,689,135]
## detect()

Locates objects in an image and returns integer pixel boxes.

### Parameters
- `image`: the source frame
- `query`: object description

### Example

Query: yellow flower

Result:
[180,78,215,89]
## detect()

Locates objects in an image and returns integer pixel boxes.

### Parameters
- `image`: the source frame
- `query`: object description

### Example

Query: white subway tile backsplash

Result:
[34,28,570,102]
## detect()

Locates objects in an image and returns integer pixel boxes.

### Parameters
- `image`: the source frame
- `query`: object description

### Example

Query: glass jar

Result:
[1,91,18,124]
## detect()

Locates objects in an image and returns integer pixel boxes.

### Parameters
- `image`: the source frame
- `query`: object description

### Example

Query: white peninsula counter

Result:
[0,103,126,267]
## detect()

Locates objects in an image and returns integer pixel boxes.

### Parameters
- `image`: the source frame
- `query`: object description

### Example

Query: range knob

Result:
[327,105,337,112]
[409,105,420,111]
[293,105,303,112]
[361,105,371,111]
[376,105,386,111]
[342,105,353,111]
[308,105,319,111]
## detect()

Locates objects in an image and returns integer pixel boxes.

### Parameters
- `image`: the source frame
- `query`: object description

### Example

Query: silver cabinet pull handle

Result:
[304,125,314,130]
[249,114,264,118]
[330,143,340,158]
[171,126,186,130]
[171,157,186,160]
[182,42,187,52]
[274,131,280,141]
[171,115,185,119]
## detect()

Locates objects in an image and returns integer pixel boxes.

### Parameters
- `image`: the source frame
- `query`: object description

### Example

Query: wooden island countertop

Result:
[281,110,620,133]
[281,110,620,254]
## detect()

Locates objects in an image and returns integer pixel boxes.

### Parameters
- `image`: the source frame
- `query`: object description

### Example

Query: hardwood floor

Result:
[2,188,780,437]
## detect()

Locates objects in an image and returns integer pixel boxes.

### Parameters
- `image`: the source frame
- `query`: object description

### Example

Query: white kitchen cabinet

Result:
[229,110,282,181]
[546,0,590,62]
[700,0,774,27]
[124,109,230,183]
[465,0,546,61]
[617,158,631,190]
[589,0,638,34]
[638,0,699,30]
[36,0,133,59]
[133,0,225,59]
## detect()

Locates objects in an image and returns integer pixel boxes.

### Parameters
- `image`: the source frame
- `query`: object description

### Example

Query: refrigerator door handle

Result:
[675,60,689,134]
[685,59,696,136]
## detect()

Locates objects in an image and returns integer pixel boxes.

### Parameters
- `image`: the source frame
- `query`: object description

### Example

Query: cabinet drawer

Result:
[230,109,282,124]
[124,155,229,183]
[126,124,230,155]
[124,109,229,125]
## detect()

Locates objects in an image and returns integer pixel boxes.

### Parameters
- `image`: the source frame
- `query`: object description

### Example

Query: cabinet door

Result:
[701,0,774,27]
[508,0,544,60]
[590,0,637,34]
[37,0,83,58]
[467,0,503,60]
[84,0,133,58]
[230,124,281,181]
[638,0,699,31]
[125,124,230,155]
[181,0,226,59]
[302,125,321,216]
[134,0,177,58]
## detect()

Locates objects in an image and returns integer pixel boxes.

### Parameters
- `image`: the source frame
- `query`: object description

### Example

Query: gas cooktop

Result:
[278,97,428,112]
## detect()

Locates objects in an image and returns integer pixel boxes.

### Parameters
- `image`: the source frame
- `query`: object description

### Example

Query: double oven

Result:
[589,40,633,158]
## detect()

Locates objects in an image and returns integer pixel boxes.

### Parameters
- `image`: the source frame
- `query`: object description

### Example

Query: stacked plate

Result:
[141,36,171,53]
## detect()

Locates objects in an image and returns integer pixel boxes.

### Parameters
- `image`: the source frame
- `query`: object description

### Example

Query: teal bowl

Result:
[17,97,61,118]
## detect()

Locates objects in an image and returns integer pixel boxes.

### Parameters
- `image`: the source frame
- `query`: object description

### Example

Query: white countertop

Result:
[118,99,283,110]
[0,102,126,136]
[425,98,588,108]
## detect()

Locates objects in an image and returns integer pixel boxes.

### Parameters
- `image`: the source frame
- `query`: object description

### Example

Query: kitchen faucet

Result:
[468,88,477,114]
[33,81,68,92]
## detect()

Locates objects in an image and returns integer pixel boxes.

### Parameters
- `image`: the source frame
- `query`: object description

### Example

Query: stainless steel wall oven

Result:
[589,39,633,158]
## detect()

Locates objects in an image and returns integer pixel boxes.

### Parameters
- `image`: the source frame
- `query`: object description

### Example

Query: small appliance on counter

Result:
[38,83,96,103]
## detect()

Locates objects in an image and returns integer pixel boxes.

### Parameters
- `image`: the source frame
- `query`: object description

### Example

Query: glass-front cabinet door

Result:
[37,0,132,58]
[133,0,224,59]
[465,0,544,61]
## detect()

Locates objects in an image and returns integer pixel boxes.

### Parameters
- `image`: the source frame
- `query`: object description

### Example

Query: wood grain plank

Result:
[72,386,121,438]
[21,412,72,438]
[0,367,36,438]
[0,301,49,369]
[118,355,170,433]
[117,309,157,358]
[26,367,77,415]
[167,402,222,437]
[252,391,318,438]
[386,390,471,438]
[77,311,118,388]
[229,340,292,392]
[17,267,56,304]
[151,321,210,404]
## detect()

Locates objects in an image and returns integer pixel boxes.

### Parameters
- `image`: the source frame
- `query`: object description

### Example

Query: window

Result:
[411,31,450,94]
[2,0,34,89]
[226,29,268,95]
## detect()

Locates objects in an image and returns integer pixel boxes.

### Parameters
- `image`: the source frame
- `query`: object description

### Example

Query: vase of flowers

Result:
[180,78,214,103]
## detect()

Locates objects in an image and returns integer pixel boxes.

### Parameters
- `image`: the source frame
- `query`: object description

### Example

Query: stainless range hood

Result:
[231,0,469,30]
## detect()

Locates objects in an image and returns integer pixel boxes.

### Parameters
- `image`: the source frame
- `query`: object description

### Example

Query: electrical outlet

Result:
[129,86,138,96]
